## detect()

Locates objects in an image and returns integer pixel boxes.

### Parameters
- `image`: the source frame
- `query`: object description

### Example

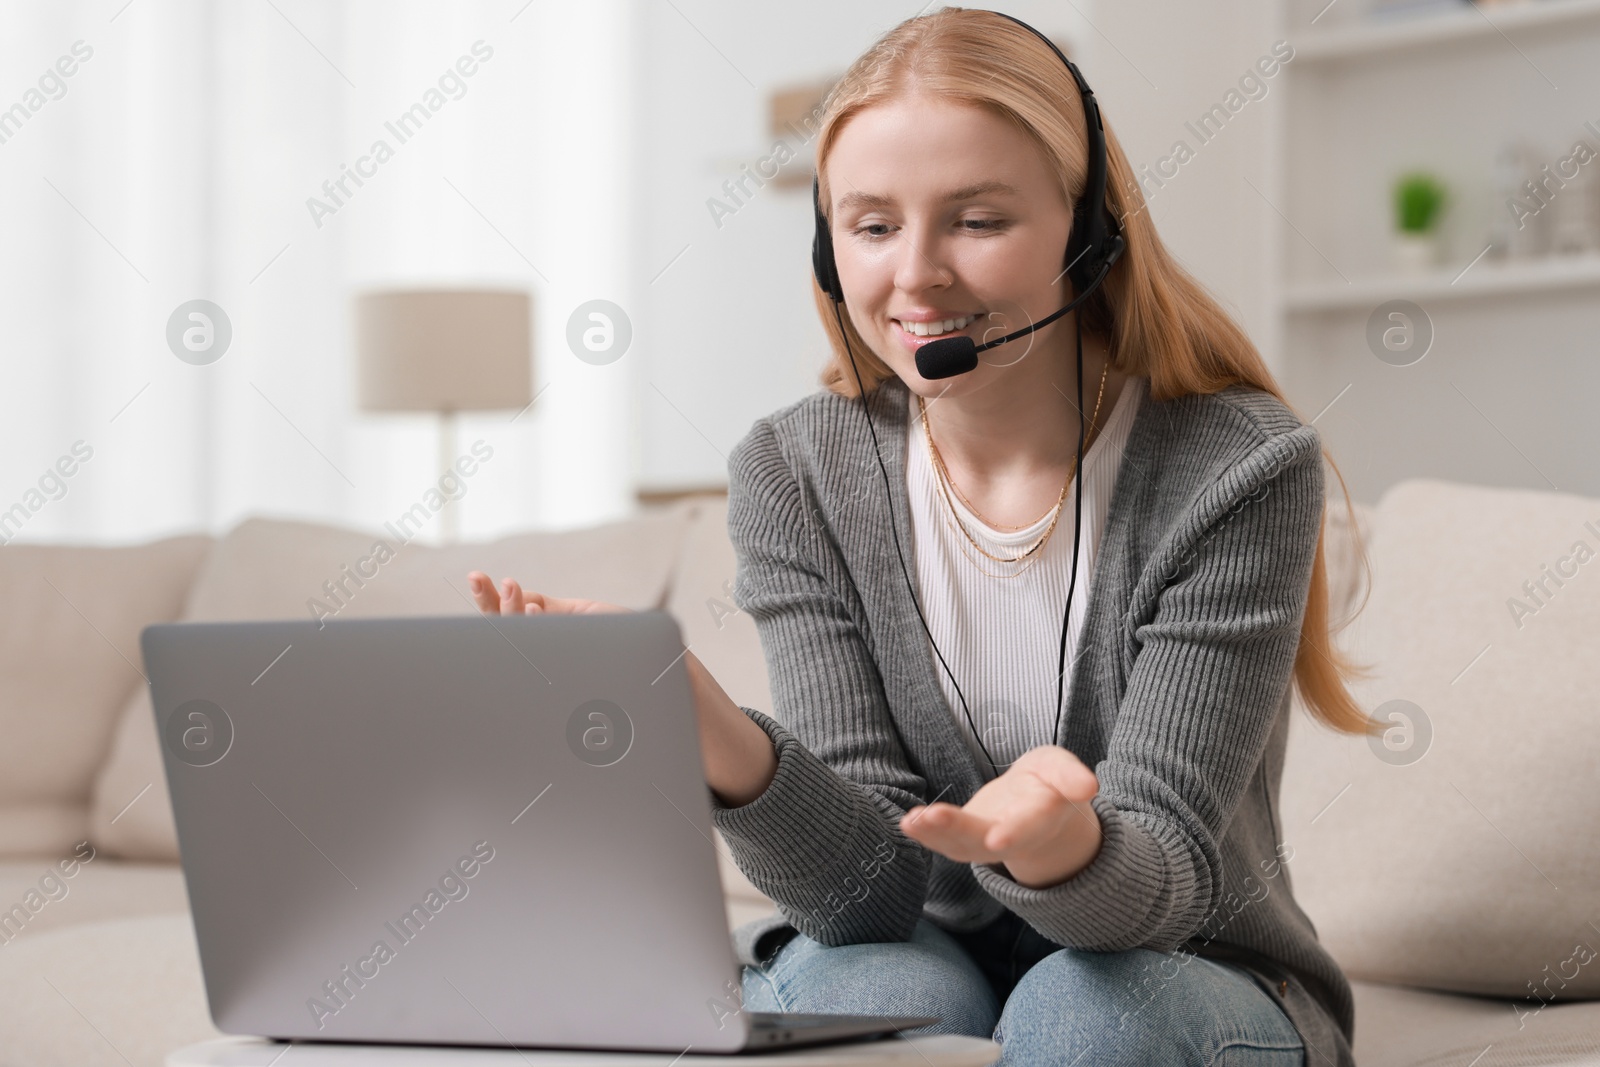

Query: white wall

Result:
[1077,0,1285,377]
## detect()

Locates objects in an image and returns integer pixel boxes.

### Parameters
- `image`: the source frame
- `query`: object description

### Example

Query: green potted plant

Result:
[1392,171,1448,275]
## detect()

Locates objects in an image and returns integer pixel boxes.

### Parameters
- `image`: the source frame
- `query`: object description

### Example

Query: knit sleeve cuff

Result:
[708,706,864,886]
[971,793,1192,950]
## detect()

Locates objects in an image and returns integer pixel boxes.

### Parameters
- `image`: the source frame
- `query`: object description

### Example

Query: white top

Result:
[905,379,1141,773]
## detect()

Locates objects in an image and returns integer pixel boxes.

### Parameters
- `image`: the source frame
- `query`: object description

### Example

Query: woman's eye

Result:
[850,218,1004,239]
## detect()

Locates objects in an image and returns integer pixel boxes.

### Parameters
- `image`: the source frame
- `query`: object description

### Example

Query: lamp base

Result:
[439,410,458,543]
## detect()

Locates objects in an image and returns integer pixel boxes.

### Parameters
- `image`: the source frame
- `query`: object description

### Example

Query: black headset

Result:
[808,11,1125,777]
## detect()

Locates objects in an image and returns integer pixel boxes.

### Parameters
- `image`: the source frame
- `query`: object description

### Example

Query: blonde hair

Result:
[811,7,1377,736]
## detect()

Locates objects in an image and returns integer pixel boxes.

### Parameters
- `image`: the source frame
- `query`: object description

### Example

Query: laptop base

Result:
[166,1032,1001,1064]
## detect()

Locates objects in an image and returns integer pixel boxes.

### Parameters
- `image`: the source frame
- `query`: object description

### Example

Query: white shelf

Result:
[1284,252,1600,310]
[1294,0,1600,62]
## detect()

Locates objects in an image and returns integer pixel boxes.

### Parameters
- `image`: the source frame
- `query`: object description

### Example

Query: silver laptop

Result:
[141,611,934,1054]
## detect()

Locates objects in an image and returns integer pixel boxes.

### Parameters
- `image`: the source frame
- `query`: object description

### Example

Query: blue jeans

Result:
[740,912,1305,1066]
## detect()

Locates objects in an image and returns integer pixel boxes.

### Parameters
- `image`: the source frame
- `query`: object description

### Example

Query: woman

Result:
[470,8,1374,1064]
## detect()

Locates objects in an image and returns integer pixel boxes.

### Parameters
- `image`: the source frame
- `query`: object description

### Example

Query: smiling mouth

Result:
[893,313,978,338]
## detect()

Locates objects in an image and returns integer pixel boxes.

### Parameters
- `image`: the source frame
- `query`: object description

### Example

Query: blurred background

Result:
[2,0,1596,546]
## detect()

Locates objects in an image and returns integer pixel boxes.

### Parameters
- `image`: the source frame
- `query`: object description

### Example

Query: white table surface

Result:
[167,1035,1001,1066]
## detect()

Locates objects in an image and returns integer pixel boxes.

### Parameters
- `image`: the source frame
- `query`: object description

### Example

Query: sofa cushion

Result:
[89,509,696,861]
[0,535,210,858]
[1282,479,1600,998]
[0,913,223,1067]
[0,854,188,947]
[1351,979,1600,1067]
[663,494,774,717]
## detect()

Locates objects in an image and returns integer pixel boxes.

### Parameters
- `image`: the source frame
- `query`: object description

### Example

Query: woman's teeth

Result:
[898,314,976,337]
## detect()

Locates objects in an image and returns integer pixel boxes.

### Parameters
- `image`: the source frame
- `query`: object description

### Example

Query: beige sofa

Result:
[1,481,1596,1066]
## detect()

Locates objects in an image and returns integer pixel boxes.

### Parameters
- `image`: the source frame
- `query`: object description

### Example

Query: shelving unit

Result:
[1269,0,1600,502]
[1284,252,1600,310]
[1294,0,1600,61]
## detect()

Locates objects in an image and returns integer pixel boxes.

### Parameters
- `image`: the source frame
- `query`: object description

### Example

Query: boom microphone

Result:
[914,255,1118,381]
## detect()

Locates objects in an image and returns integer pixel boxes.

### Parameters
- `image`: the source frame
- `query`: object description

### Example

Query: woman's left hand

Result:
[899,746,1103,890]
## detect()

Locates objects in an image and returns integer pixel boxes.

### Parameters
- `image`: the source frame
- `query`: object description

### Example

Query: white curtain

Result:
[0,0,638,547]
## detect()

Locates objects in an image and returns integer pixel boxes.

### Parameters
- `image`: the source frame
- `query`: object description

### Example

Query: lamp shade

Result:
[355,289,533,413]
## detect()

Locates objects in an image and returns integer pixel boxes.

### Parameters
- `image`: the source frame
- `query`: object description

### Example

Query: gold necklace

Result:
[919,362,1110,569]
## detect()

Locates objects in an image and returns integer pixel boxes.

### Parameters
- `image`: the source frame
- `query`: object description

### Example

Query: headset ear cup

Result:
[1098,211,1127,275]
[812,175,844,304]
[1064,202,1127,295]
[1064,198,1100,295]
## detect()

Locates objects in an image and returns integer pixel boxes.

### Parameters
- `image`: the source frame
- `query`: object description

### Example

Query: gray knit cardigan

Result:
[709,373,1355,1067]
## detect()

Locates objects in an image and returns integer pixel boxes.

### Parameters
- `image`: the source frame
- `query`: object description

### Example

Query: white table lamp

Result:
[355,288,533,542]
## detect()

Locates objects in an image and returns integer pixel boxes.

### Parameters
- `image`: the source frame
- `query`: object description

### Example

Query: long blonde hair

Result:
[811,7,1377,736]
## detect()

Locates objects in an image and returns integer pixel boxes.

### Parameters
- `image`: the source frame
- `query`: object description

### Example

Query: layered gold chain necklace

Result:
[917,362,1110,578]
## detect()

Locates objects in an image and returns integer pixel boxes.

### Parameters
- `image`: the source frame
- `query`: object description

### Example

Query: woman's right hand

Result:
[467,571,625,616]
[463,570,778,807]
